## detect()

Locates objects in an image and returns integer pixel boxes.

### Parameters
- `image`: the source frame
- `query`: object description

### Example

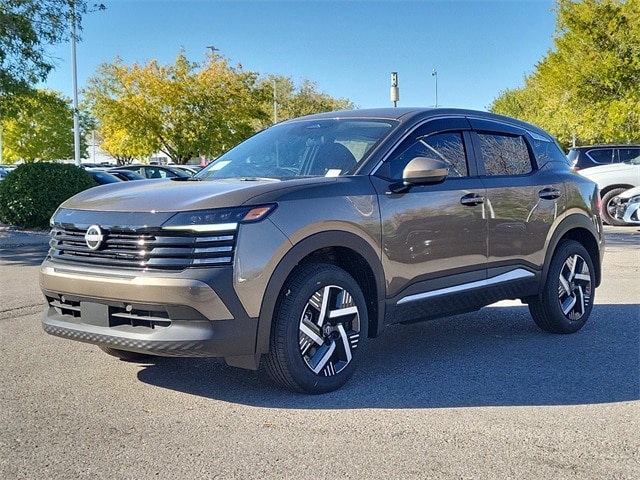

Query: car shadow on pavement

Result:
[136,303,640,409]
[0,244,49,267]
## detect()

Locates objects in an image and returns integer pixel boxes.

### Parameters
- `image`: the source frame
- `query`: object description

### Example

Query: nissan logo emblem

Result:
[85,225,104,250]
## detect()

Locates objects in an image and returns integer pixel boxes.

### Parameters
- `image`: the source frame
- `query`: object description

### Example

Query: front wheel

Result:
[265,263,368,394]
[528,240,595,334]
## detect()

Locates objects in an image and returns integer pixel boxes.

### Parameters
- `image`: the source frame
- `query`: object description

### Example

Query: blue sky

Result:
[41,0,557,112]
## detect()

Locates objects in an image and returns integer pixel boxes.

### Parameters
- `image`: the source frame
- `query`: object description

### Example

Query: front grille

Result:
[48,225,236,270]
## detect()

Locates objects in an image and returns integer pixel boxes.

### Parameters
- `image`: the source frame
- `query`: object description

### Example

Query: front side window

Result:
[477,133,532,176]
[146,168,166,179]
[376,131,468,181]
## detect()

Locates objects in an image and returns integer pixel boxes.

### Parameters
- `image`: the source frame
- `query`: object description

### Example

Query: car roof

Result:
[88,170,122,184]
[570,144,640,150]
[282,107,552,139]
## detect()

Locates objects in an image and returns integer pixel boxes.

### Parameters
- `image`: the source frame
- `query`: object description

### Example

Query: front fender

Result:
[255,230,385,354]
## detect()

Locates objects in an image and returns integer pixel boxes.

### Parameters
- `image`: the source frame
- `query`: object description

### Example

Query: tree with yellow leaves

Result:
[83,50,269,164]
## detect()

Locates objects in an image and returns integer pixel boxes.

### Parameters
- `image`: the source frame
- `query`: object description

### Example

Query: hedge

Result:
[0,163,98,229]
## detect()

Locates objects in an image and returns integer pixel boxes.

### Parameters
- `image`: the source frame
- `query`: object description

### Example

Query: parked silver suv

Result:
[40,108,604,393]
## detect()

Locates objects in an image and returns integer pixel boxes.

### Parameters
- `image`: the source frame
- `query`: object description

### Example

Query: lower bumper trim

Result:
[41,307,258,358]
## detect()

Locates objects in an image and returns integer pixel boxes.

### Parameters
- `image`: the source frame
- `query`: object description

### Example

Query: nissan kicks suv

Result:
[40,108,604,393]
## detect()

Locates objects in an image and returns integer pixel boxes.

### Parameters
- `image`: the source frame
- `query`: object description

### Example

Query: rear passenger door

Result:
[468,118,561,275]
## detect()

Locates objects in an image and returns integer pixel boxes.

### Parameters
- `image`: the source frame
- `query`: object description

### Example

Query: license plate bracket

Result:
[81,302,110,327]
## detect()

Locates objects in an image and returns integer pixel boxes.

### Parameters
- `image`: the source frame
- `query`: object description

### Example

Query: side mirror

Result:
[388,157,449,193]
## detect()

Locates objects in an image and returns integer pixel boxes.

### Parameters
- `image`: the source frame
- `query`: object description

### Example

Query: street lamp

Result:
[432,69,438,107]
[390,72,399,107]
[70,3,105,167]
[71,5,81,166]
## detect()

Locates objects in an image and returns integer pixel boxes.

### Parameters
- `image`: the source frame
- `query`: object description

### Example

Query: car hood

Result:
[61,177,337,212]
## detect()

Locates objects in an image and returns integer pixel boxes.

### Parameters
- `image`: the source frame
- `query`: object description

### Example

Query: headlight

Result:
[162,204,277,232]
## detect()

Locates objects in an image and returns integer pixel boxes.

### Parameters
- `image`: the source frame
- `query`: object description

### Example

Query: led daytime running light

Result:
[162,204,276,232]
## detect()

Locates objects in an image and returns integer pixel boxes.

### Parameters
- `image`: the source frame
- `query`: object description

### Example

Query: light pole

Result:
[432,69,438,107]
[70,2,105,167]
[71,4,81,166]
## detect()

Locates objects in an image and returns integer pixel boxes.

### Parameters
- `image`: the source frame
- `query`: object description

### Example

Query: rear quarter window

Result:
[531,138,570,167]
[587,149,613,164]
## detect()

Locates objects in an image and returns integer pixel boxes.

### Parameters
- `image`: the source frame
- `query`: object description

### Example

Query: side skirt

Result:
[386,268,540,325]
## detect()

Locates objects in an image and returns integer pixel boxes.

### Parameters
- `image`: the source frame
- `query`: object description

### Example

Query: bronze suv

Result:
[40,108,604,393]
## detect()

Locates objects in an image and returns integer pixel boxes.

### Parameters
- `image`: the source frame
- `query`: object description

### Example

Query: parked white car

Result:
[578,156,640,225]
[612,186,640,225]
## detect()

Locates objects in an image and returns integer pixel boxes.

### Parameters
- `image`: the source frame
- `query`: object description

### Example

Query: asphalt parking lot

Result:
[0,225,638,479]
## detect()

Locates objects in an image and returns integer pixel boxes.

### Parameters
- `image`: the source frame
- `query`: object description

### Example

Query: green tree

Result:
[259,75,356,129]
[491,0,640,147]
[195,53,271,158]
[1,89,91,162]
[0,0,99,96]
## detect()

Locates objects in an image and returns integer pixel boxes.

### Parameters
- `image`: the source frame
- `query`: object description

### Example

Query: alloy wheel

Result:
[557,253,592,321]
[298,285,361,377]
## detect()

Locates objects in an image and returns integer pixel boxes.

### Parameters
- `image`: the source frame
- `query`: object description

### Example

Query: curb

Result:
[0,225,50,248]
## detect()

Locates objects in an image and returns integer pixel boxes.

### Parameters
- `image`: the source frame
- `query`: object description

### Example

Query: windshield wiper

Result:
[239,177,281,182]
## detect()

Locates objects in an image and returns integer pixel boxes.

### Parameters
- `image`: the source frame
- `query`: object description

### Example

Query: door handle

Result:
[539,187,561,200]
[460,193,485,206]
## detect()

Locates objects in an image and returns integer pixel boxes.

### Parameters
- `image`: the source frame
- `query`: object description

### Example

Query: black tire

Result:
[99,346,154,362]
[528,240,595,334]
[601,187,628,226]
[265,263,368,394]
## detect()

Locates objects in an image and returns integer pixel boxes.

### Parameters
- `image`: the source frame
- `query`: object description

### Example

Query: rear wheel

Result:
[601,187,628,226]
[528,240,595,334]
[265,263,367,394]
[99,346,154,362]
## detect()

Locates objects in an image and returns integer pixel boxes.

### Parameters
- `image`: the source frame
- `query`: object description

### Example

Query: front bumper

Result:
[614,201,640,225]
[40,261,259,359]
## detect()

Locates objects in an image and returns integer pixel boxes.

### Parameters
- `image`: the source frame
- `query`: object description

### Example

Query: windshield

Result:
[196,118,396,180]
